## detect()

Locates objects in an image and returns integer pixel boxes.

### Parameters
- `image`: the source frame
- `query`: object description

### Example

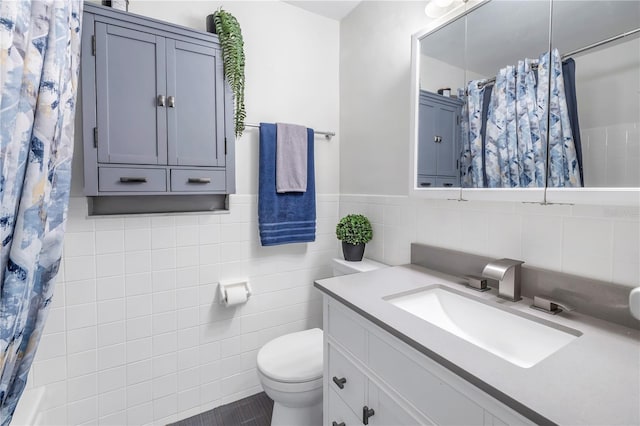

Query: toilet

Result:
[257,258,387,426]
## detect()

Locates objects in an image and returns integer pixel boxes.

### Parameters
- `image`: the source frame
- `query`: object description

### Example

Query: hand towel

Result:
[259,123,316,246]
[276,122,308,193]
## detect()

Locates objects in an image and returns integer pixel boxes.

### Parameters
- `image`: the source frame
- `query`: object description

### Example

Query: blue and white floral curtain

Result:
[0,1,82,424]
[460,48,581,188]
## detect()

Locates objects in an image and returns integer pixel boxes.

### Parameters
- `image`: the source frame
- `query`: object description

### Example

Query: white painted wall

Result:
[28,2,341,425]
[340,1,430,195]
[420,55,486,94]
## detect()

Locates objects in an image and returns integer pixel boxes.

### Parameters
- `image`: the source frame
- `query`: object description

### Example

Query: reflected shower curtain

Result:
[460,83,486,187]
[547,49,582,187]
[462,48,581,188]
[516,58,544,187]
[0,1,82,424]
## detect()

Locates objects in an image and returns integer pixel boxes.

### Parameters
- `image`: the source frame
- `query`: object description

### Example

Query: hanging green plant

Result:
[212,8,246,137]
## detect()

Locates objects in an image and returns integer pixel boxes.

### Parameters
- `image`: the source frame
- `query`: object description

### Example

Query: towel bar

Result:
[244,123,335,139]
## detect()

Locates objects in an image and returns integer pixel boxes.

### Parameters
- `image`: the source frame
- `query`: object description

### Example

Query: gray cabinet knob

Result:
[157,94,166,107]
[168,96,176,108]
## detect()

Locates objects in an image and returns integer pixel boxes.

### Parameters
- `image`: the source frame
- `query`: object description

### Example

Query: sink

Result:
[384,285,581,368]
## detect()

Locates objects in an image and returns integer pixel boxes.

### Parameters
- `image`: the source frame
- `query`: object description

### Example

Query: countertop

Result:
[314,264,640,426]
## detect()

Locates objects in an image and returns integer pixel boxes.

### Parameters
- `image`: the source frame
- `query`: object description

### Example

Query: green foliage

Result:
[336,214,373,245]
[212,8,246,137]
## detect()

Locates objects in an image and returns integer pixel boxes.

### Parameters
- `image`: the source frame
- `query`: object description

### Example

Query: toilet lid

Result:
[257,328,323,383]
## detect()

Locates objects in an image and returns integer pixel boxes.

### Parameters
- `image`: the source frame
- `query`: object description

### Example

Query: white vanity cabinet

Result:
[322,297,535,426]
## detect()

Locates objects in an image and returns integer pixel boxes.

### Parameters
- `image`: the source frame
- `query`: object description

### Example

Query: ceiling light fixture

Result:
[424,0,466,19]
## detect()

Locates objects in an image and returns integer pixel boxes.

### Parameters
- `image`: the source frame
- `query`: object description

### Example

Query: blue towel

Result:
[259,123,316,246]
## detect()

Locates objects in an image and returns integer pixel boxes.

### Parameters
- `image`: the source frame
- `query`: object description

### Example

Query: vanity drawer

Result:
[368,333,484,425]
[328,344,366,418]
[170,169,226,192]
[435,177,457,188]
[327,302,367,361]
[417,175,436,188]
[98,167,166,192]
[327,388,362,426]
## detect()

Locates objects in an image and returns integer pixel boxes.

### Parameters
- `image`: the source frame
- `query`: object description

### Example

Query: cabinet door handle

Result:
[119,177,148,183]
[332,422,345,426]
[332,376,347,389]
[157,94,166,107]
[362,406,375,425]
[443,183,453,187]
[167,95,176,108]
[187,177,211,184]
[434,135,442,143]
[420,182,432,187]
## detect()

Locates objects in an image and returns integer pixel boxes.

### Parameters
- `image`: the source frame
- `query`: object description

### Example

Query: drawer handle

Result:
[119,177,148,183]
[187,177,212,184]
[332,376,347,389]
[332,422,345,426]
[362,406,375,425]
[443,183,453,187]
[419,182,432,187]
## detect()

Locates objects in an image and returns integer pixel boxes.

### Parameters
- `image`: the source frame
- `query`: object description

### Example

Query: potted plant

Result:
[336,214,373,262]
[208,8,246,138]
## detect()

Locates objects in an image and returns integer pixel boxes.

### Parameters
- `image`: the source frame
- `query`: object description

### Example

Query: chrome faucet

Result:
[482,258,525,301]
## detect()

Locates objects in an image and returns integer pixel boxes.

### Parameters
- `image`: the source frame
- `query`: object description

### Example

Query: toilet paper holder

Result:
[218,281,252,306]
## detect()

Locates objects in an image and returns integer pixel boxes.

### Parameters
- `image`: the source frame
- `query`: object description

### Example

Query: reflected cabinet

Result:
[417,91,462,188]
[415,0,640,191]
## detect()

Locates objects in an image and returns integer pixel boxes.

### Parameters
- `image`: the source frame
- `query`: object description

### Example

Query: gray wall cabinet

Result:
[81,4,235,213]
[417,91,461,188]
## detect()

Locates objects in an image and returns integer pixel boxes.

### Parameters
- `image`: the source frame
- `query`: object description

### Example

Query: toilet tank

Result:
[331,258,387,276]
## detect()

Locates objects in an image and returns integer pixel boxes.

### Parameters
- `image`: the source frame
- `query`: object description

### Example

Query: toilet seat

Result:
[258,370,323,393]
[257,328,323,384]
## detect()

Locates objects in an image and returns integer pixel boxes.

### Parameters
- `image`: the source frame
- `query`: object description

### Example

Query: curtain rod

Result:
[473,27,640,91]
[562,27,640,59]
[244,123,335,139]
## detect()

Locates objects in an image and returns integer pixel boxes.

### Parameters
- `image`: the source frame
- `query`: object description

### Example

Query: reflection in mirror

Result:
[460,0,552,188]
[417,15,467,189]
[418,0,553,189]
[551,1,640,188]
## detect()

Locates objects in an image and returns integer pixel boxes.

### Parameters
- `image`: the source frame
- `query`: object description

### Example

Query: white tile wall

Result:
[582,122,640,187]
[28,194,337,425]
[340,195,640,287]
[24,190,639,425]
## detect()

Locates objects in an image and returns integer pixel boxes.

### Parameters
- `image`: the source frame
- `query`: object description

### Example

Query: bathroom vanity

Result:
[315,265,640,425]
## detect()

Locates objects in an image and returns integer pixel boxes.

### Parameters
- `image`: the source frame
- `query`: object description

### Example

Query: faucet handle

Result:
[531,295,575,315]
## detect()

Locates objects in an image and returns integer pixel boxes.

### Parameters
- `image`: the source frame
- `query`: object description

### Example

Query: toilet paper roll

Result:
[224,285,248,306]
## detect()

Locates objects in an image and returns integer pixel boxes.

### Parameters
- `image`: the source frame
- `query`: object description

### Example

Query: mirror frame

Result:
[409,0,640,206]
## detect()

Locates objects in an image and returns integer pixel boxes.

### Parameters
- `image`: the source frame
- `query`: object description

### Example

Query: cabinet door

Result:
[417,101,438,176]
[166,40,225,167]
[435,103,459,177]
[368,382,428,426]
[95,23,167,165]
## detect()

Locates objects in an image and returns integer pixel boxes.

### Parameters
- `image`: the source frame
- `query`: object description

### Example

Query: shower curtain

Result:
[0,1,82,424]
[461,48,581,188]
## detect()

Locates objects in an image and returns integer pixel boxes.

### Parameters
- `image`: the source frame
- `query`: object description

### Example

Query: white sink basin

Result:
[384,285,581,368]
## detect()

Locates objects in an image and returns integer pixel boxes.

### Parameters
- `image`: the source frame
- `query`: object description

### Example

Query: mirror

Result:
[551,1,640,188]
[413,0,640,201]
[417,14,467,190]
